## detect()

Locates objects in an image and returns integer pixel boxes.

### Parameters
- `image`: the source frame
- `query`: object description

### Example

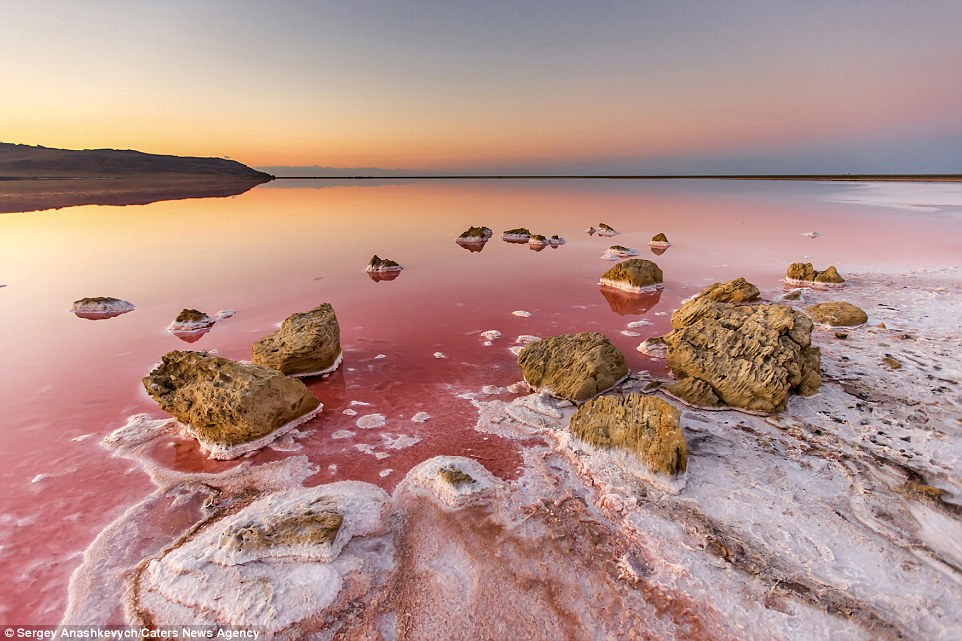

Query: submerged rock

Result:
[663,289,820,413]
[649,233,671,248]
[806,301,868,327]
[142,351,321,459]
[570,394,686,476]
[599,258,664,293]
[252,303,342,377]
[517,332,628,403]
[70,296,134,320]
[366,255,402,273]
[502,227,531,242]
[786,262,845,286]
[596,223,620,237]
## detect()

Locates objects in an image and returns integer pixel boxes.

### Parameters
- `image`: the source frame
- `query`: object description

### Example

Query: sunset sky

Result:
[1,0,960,174]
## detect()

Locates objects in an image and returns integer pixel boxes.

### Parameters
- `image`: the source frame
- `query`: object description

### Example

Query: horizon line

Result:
[271,173,962,182]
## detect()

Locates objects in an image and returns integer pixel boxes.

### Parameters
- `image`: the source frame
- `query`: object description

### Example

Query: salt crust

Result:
[178,403,323,460]
[512,310,532,317]
[356,413,386,429]
[365,264,403,273]
[784,277,845,288]
[648,241,671,248]
[599,278,664,294]
[287,351,343,378]
[70,299,135,314]
[410,411,431,423]
[399,456,502,508]
[480,330,502,340]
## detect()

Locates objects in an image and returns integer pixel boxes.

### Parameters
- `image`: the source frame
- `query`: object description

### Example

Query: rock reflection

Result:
[599,286,662,316]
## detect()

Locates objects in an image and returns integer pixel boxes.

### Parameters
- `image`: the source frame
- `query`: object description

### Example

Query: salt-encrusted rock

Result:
[502,227,531,242]
[786,262,845,286]
[602,245,639,260]
[663,296,820,413]
[549,234,565,246]
[806,302,868,327]
[402,456,501,508]
[142,351,321,459]
[136,482,392,629]
[528,234,549,247]
[70,296,134,319]
[366,255,402,273]
[569,394,686,476]
[597,223,620,237]
[168,308,215,332]
[456,226,493,244]
[599,258,664,293]
[663,377,721,408]
[670,277,760,330]
[649,233,671,248]
[517,332,628,403]
[637,336,667,358]
[585,226,597,235]
[252,303,342,377]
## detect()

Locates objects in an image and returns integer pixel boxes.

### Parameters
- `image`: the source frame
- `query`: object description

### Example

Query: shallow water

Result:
[0,179,960,624]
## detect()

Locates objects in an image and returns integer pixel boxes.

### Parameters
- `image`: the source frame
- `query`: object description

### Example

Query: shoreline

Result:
[61,267,962,638]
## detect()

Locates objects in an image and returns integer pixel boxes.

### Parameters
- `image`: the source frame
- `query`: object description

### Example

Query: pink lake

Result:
[0,178,960,623]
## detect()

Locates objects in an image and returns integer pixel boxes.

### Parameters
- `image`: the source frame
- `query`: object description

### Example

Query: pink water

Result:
[0,179,960,623]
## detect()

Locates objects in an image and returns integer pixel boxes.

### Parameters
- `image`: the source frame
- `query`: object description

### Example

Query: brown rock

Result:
[219,508,343,553]
[814,266,845,284]
[787,262,845,284]
[670,277,760,330]
[252,303,342,376]
[882,356,903,370]
[518,332,629,403]
[143,351,320,458]
[664,378,721,407]
[569,394,686,476]
[438,466,475,488]
[599,259,664,293]
[651,232,669,243]
[806,302,868,327]
[664,295,821,413]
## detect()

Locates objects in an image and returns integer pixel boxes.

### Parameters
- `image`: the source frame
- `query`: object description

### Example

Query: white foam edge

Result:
[188,403,324,460]
[598,279,664,294]
[288,352,344,378]
[784,278,845,288]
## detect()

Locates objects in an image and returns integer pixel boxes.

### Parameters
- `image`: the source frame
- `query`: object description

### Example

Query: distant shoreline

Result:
[272,174,962,183]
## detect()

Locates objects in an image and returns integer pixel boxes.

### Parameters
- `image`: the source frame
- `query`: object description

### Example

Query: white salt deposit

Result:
[801,231,821,238]
[380,433,420,450]
[512,310,532,317]
[331,430,354,440]
[598,277,663,294]
[508,345,525,356]
[514,334,540,344]
[410,412,431,423]
[601,246,639,260]
[356,413,386,429]
[350,400,372,406]
[342,408,358,416]
[648,240,671,248]
[626,320,652,328]
[480,330,502,340]
[379,469,393,478]
[374,354,387,359]
[433,352,447,359]
[620,330,641,337]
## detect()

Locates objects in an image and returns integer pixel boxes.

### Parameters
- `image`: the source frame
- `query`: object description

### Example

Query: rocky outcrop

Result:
[517,332,628,403]
[569,394,686,476]
[142,351,321,459]
[663,286,820,413]
[663,377,721,408]
[806,302,868,326]
[252,303,342,377]
[549,234,565,247]
[786,262,845,286]
[528,234,549,248]
[502,227,531,242]
[599,259,664,293]
[649,233,671,248]
[367,255,402,273]
[70,297,134,320]
[168,309,215,331]
[596,223,620,237]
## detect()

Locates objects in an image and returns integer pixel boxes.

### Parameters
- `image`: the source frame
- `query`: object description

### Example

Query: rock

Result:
[366,255,402,273]
[437,466,475,488]
[168,308,215,332]
[549,234,565,246]
[252,303,342,376]
[457,226,493,242]
[786,262,845,285]
[502,227,531,242]
[585,226,597,235]
[779,289,804,301]
[597,223,620,237]
[670,277,760,330]
[882,356,902,370]
[569,394,686,476]
[599,259,664,293]
[529,234,549,248]
[602,245,639,260]
[806,302,868,327]
[517,332,629,403]
[663,378,721,408]
[219,507,344,554]
[70,296,134,320]
[142,351,321,459]
[636,336,667,358]
[663,289,821,413]
[649,233,671,248]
